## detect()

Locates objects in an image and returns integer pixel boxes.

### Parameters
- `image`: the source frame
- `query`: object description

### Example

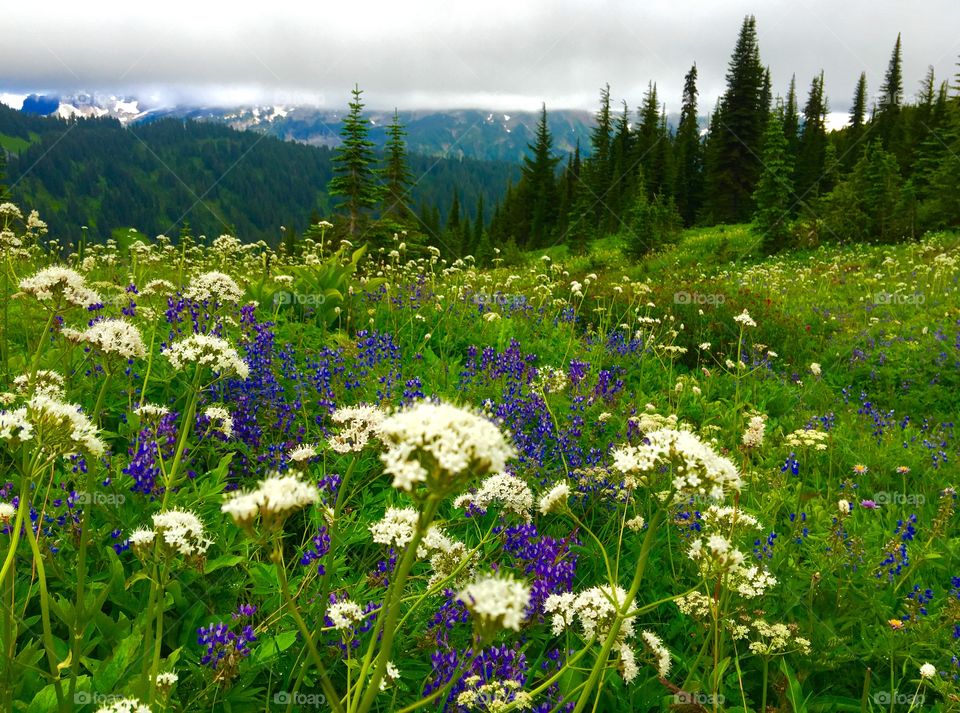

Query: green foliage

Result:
[624,192,682,259]
[753,113,796,253]
[328,86,382,236]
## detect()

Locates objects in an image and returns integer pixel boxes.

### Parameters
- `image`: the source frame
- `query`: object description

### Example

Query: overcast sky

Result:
[2,0,958,120]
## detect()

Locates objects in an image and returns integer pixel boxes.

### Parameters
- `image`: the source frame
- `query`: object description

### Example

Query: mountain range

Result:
[11,93,596,164]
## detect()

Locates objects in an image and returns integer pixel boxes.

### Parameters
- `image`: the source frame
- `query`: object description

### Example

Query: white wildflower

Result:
[164,333,249,379]
[329,404,384,453]
[19,266,102,308]
[77,318,147,359]
[378,401,516,493]
[183,271,243,304]
[203,405,234,438]
[369,507,419,548]
[457,572,531,632]
[327,599,365,631]
[538,481,571,515]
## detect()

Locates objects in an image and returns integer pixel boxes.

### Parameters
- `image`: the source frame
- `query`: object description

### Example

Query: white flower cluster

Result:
[141,279,177,297]
[203,405,234,438]
[732,618,811,656]
[538,481,571,515]
[688,534,745,569]
[26,395,105,457]
[134,403,170,420]
[221,472,319,526]
[455,677,532,711]
[95,697,151,713]
[810,362,822,377]
[75,318,147,359]
[611,428,742,499]
[327,599,365,631]
[154,671,178,688]
[286,443,318,466]
[701,505,763,532]
[640,631,672,677]
[675,591,714,619]
[733,309,757,327]
[183,271,244,304]
[164,333,249,379]
[453,473,533,519]
[533,365,568,394]
[378,401,516,492]
[329,404,384,453]
[741,414,766,448]
[0,502,17,522]
[19,266,102,309]
[13,370,65,398]
[130,509,212,560]
[457,572,531,632]
[544,585,662,683]
[369,506,419,547]
[784,428,829,450]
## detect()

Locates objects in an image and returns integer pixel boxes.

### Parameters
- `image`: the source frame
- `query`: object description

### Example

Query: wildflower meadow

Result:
[0,204,958,712]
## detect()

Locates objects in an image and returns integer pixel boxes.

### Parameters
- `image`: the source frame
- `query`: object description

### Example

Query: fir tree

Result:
[783,74,800,156]
[520,104,560,247]
[0,148,10,203]
[876,34,904,151]
[587,84,614,232]
[673,63,703,226]
[846,72,869,167]
[752,112,795,253]
[329,85,381,236]
[380,109,412,218]
[704,15,767,223]
[795,71,828,202]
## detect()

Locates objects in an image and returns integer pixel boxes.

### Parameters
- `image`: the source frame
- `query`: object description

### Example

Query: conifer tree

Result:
[795,71,828,202]
[329,85,381,236]
[846,72,869,167]
[587,84,614,232]
[521,104,560,247]
[704,15,767,223]
[0,149,10,203]
[876,34,904,151]
[380,109,412,218]
[783,75,800,155]
[752,112,795,253]
[673,64,703,226]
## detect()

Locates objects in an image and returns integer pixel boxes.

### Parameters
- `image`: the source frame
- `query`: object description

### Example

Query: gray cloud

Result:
[2,0,958,117]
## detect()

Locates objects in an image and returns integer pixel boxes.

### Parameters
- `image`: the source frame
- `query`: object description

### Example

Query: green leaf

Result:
[94,631,142,692]
[253,631,298,663]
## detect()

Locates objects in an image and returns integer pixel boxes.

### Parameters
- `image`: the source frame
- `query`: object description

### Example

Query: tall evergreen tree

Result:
[519,104,561,247]
[752,112,795,253]
[380,109,412,218]
[846,71,869,167]
[876,33,904,151]
[795,71,828,202]
[704,15,767,223]
[587,85,614,232]
[611,100,635,215]
[673,63,703,226]
[783,74,800,155]
[329,85,381,236]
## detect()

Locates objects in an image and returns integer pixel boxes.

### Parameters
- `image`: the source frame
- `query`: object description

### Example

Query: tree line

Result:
[481,16,960,258]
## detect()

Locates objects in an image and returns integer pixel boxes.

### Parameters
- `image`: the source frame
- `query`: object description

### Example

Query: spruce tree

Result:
[783,75,800,156]
[0,149,10,203]
[380,109,412,218]
[846,72,869,167]
[521,104,560,247]
[329,85,381,236]
[876,34,904,152]
[795,71,828,202]
[673,63,703,226]
[704,15,767,223]
[587,85,614,232]
[752,112,795,253]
